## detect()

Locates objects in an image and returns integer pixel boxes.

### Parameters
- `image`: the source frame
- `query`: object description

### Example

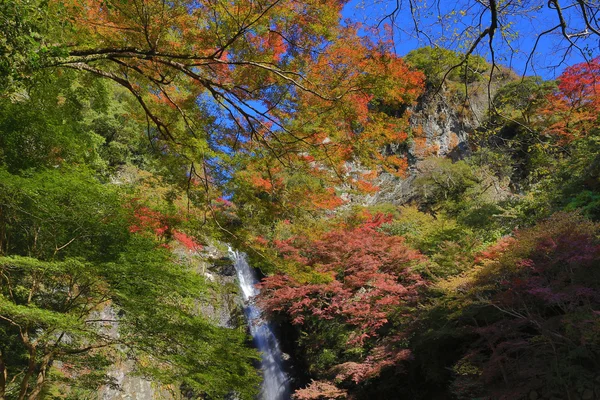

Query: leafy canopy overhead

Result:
[2,0,424,200]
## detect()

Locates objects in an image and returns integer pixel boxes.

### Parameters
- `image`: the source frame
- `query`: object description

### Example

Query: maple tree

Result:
[444,212,600,399]
[258,214,425,396]
[2,0,424,207]
[542,56,600,143]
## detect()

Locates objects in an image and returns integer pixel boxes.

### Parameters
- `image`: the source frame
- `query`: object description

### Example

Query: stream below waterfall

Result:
[230,250,290,400]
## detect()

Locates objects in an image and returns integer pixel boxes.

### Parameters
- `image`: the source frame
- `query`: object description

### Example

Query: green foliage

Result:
[0,165,260,398]
[413,158,481,208]
[380,206,465,251]
[0,244,260,399]
[491,76,555,121]
[552,135,600,220]
[503,131,600,223]
[412,158,515,238]
[0,255,116,399]
[565,190,600,219]
[0,0,46,93]
[0,167,128,260]
[106,238,261,399]
[467,77,559,187]
[405,46,488,87]
[0,70,156,176]
[0,73,101,172]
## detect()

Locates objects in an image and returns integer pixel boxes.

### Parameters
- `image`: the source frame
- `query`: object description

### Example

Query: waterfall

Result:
[230,249,290,400]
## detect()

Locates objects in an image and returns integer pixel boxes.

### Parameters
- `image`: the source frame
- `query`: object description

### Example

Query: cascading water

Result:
[229,249,290,400]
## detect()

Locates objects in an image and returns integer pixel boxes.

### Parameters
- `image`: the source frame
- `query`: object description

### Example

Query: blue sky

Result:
[341,0,599,80]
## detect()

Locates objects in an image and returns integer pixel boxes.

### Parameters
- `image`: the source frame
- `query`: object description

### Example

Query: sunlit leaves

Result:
[542,57,600,143]
[258,216,425,395]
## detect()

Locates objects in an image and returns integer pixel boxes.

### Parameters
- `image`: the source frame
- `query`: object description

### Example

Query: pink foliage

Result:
[292,380,348,400]
[259,222,426,395]
[460,212,600,398]
[215,197,235,207]
[173,230,202,251]
[260,225,424,345]
[335,348,412,383]
[474,236,516,264]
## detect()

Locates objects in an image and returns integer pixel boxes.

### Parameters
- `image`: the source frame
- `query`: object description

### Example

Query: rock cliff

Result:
[363,75,513,206]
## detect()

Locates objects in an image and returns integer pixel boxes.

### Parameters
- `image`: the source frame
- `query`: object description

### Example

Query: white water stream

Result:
[230,250,290,400]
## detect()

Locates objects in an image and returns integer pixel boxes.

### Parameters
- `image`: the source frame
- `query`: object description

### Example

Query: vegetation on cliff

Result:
[0,0,599,399]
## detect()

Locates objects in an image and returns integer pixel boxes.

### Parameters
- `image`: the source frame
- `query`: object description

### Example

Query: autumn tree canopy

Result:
[2,0,424,206]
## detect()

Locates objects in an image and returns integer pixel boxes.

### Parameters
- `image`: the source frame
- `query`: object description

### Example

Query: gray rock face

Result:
[355,81,510,207]
[196,243,245,329]
[345,88,476,207]
[408,91,474,160]
[93,304,174,400]
[97,243,245,400]
[405,74,513,161]
[100,361,173,400]
[360,172,417,206]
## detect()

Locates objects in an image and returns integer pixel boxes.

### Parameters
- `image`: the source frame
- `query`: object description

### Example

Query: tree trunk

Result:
[0,351,6,400]
[26,353,52,400]
[17,337,36,400]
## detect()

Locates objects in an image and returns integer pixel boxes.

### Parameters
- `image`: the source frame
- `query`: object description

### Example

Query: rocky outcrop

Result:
[408,91,473,160]
[360,75,515,206]
[96,243,246,400]
[193,243,245,329]
[407,77,505,160]
[94,305,176,400]
[100,360,174,400]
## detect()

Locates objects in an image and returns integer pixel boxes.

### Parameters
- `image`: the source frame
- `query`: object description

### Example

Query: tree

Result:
[474,56,599,189]
[448,212,600,399]
[0,0,48,93]
[0,257,116,400]
[405,47,488,87]
[258,215,425,397]
[541,56,600,143]
[1,0,424,207]
[0,165,260,399]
